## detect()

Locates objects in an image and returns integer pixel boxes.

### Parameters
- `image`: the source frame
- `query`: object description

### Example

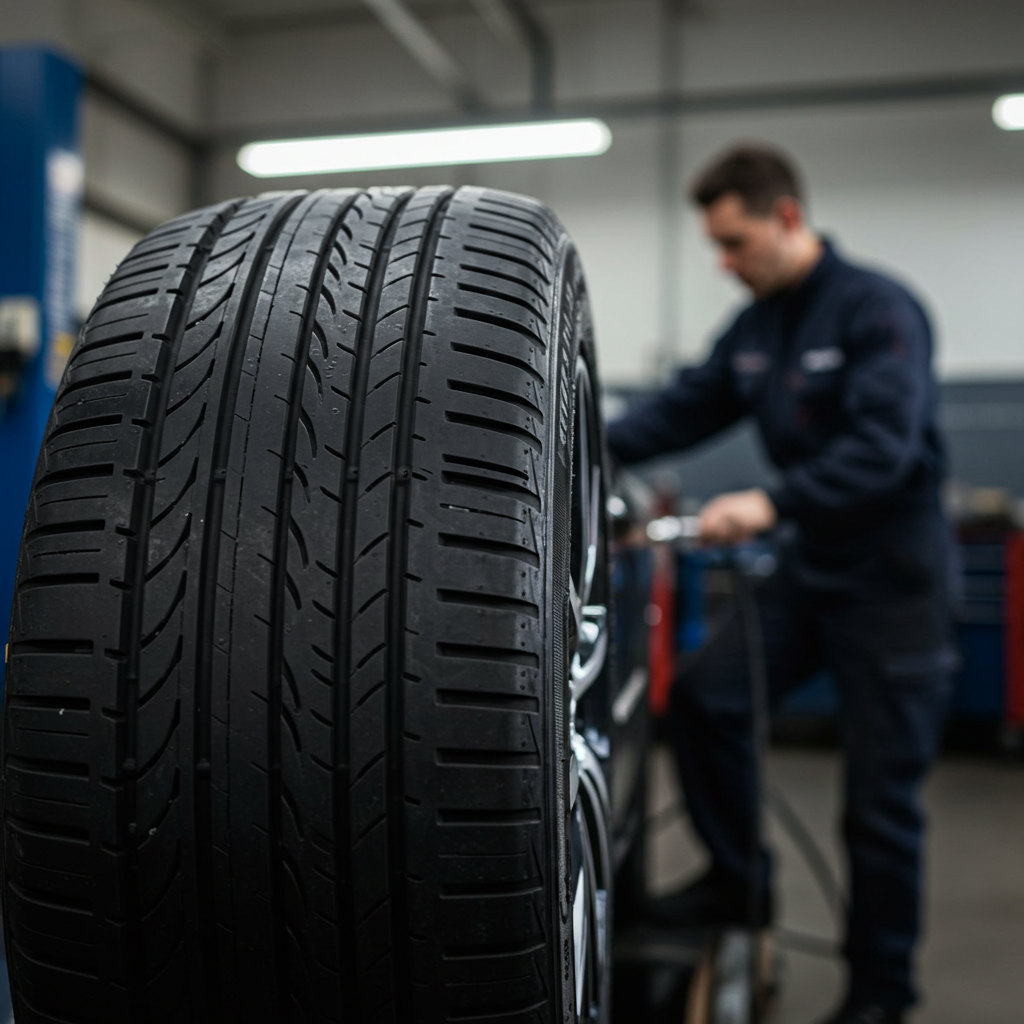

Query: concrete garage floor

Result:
[646,744,1024,1024]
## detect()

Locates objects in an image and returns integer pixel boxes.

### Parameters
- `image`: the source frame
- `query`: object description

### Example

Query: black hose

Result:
[732,565,771,1020]
[765,784,847,925]
[642,539,851,1013]
[644,797,844,958]
[645,791,846,924]
[774,928,841,959]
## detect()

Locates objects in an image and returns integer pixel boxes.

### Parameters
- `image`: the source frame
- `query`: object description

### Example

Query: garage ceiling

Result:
[157,0,597,34]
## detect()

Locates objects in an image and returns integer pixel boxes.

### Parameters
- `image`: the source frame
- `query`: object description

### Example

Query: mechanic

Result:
[606,145,955,1024]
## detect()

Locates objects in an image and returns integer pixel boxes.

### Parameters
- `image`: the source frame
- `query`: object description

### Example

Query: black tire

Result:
[2,185,614,1023]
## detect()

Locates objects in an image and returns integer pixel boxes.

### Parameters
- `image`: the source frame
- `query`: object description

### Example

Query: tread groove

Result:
[9,638,93,656]
[447,379,543,419]
[36,464,115,489]
[454,307,545,347]
[458,262,549,304]
[193,191,323,1018]
[435,748,541,767]
[436,643,540,668]
[456,283,547,323]
[441,471,541,510]
[58,370,133,401]
[475,200,557,243]
[115,196,245,1021]
[26,519,105,541]
[440,876,543,899]
[436,688,540,713]
[442,939,545,961]
[468,221,552,260]
[48,414,122,441]
[450,342,544,384]
[436,589,539,616]
[335,188,413,1021]
[384,190,453,1020]
[73,330,145,359]
[17,573,100,591]
[437,808,542,826]
[438,533,539,568]
[444,411,541,450]
[462,244,551,285]
[442,454,529,481]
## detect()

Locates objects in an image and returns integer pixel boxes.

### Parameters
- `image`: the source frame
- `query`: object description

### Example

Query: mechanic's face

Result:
[702,192,798,298]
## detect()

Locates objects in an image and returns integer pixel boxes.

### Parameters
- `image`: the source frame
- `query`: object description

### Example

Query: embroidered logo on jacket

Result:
[731,351,770,374]
[800,347,845,373]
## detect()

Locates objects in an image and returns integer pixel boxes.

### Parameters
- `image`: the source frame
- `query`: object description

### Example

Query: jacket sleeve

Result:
[768,291,934,518]
[606,324,746,466]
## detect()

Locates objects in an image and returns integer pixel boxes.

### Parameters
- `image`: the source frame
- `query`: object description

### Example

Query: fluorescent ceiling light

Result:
[992,94,1024,130]
[237,120,612,177]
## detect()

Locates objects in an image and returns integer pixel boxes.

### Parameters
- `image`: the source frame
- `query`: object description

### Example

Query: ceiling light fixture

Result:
[237,119,613,177]
[992,94,1024,130]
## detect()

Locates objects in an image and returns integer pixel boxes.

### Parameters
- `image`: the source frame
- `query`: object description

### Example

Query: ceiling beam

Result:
[360,0,483,108]
[219,69,1024,146]
[230,1,476,37]
[227,1,627,38]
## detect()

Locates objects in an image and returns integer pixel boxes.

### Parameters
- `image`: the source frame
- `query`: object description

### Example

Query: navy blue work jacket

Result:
[607,240,946,547]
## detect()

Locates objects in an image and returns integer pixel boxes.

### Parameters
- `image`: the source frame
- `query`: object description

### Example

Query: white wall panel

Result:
[214,21,454,130]
[679,0,1024,91]
[83,93,194,224]
[0,0,75,51]
[76,210,142,321]
[677,99,1024,380]
[547,0,663,102]
[2,0,209,316]
[78,0,210,129]
[479,120,666,384]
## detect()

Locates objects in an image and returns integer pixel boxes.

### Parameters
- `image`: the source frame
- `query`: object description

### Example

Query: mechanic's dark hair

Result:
[689,144,805,216]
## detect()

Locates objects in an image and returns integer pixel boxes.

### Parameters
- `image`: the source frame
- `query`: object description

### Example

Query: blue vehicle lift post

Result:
[0,47,83,690]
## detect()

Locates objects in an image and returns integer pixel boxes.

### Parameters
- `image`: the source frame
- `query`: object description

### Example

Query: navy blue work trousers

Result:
[668,525,954,1010]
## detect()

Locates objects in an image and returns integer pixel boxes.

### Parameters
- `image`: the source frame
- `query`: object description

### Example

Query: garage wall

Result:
[208,0,1024,385]
[673,0,1024,381]
[0,0,212,317]
[5,0,1024,381]
[677,0,1024,90]
[677,100,1024,380]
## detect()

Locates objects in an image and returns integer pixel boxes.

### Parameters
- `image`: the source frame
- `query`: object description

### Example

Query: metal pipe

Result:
[469,0,521,42]
[473,0,554,110]
[360,0,482,109]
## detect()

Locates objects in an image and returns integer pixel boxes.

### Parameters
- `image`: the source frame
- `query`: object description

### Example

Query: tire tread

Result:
[3,185,586,1024]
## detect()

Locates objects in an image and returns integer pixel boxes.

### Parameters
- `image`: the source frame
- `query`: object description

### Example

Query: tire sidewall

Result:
[545,238,598,1022]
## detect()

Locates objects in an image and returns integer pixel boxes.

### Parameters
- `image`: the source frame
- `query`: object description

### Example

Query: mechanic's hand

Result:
[698,488,777,546]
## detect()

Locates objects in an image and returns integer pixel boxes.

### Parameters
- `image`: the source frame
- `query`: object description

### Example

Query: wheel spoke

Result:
[572,812,590,1016]
[567,351,613,1023]
[568,575,582,650]
[570,732,612,1023]
[583,463,601,605]
[571,604,608,700]
[569,357,609,704]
